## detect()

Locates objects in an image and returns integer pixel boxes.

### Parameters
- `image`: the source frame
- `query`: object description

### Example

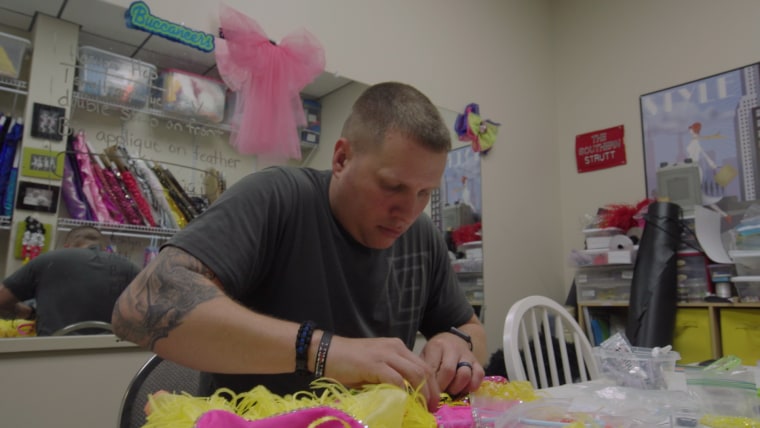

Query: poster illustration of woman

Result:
[640,63,759,202]
[443,145,482,217]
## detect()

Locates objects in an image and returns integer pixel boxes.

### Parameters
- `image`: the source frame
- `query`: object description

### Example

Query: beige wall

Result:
[554,0,760,288]
[0,337,152,428]
[103,0,559,353]
[101,0,760,359]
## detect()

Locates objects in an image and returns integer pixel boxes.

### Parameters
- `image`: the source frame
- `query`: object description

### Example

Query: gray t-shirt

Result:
[168,166,474,394]
[4,246,141,335]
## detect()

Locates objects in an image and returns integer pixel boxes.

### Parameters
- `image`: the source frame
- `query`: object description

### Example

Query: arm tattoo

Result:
[113,247,224,350]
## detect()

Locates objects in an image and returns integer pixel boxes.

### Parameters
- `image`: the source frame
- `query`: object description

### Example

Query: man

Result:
[0,225,141,335]
[112,82,487,411]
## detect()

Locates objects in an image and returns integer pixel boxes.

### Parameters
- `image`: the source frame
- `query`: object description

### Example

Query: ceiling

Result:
[0,0,352,98]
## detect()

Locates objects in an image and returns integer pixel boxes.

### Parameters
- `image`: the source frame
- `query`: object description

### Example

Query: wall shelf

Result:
[57,218,178,239]
[0,76,28,95]
[71,91,233,136]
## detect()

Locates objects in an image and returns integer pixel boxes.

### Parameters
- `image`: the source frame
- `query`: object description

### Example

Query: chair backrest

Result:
[51,320,113,336]
[502,295,599,389]
[118,354,201,428]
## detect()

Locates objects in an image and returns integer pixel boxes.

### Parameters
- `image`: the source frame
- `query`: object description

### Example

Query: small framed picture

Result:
[21,148,64,179]
[30,102,66,141]
[15,181,60,213]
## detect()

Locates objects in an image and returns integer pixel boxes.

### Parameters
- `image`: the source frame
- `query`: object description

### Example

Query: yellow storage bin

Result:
[672,308,712,364]
[720,309,760,365]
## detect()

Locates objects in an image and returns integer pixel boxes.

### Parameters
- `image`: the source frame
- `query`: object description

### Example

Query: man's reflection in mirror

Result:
[0,226,141,336]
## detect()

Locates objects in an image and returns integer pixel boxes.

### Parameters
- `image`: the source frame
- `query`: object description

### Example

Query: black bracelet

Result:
[314,330,333,378]
[449,326,473,351]
[295,320,316,376]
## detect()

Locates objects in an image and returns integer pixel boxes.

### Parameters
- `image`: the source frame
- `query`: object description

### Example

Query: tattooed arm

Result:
[111,246,313,374]
[112,246,444,410]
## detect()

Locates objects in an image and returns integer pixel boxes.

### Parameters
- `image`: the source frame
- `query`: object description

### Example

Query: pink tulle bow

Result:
[216,4,325,160]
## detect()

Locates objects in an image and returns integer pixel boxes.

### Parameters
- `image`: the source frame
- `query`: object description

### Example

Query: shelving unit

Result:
[0,75,28,95]
[71,91,233,136]
[578,299,760,364]
[57,218,177,239]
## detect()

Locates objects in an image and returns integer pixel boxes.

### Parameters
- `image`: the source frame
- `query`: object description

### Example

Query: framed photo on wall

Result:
[640,62,760,203]
[30,102,65,141]
[21,147,64,179]
[15,181,60,213]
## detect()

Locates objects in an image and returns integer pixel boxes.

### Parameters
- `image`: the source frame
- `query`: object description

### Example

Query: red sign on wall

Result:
[576,125,626,173]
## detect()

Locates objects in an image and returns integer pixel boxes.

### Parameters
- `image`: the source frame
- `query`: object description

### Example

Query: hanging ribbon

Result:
[454,103,500,154]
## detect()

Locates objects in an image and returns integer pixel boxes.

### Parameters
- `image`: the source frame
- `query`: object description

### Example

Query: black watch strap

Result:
[449,326,473,351]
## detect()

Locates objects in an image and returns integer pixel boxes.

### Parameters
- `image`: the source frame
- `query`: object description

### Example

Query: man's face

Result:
[330,131,447,249]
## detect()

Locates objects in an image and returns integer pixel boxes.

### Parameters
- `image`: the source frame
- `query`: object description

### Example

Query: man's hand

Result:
[419,330,485,398]
[319,336,442,412]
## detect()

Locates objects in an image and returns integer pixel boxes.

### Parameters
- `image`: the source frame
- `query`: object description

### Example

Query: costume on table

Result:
[3,245,141,335]
[166,166,474,395]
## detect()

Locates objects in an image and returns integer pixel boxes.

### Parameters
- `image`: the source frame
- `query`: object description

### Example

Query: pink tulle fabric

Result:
[215,4,325,159]
[195,407,364,428]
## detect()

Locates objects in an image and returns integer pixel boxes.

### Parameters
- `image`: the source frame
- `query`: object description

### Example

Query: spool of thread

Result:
[608,234,635,251]
[716,282,732,299]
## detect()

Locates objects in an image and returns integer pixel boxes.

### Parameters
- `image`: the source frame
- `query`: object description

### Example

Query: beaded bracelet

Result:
[295,320,316,376]
[314,330,333,378]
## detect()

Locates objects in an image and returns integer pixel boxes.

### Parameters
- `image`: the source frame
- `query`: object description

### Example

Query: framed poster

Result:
[21,148,64,179]
[15,181,60,213]
[640,63,760,203]
[442,145,482,219]
[30,102,65,141]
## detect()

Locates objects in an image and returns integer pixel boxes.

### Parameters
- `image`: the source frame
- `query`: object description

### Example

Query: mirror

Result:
[0,1,483,345]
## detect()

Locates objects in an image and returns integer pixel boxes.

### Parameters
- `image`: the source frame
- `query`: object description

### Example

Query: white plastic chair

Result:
[502,295,599,389]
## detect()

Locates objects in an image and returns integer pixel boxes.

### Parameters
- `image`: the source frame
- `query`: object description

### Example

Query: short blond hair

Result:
[64,226,106,249]
[341,82,451,153]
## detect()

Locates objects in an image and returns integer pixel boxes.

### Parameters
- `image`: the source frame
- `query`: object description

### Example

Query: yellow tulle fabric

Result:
[0,319,36,337]
[143,378,437,428]
[470,379,540,403]
[701,414,760,428]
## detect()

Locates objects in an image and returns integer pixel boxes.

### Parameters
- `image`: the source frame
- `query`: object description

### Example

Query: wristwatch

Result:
[448,326,473,351]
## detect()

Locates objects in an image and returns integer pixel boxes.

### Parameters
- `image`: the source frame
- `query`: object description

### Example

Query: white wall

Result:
[554,0,760,288]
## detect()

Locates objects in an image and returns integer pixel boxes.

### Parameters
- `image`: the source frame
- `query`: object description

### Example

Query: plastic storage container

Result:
[457,272,483,304]
[302,99,321,132]
[77,46,156,108]
[729,250,760,276]
[575,265,634,302]
[594,346,681,389]
[160,69,226,123]
[0,32,30,79]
